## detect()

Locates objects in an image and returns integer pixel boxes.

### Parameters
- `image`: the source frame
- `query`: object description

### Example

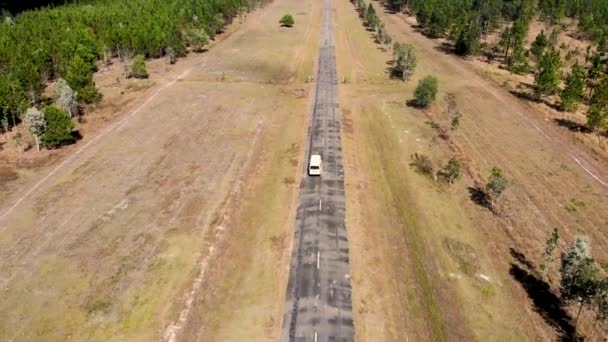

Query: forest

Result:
[383,0,608,133]
[0,0,259,135]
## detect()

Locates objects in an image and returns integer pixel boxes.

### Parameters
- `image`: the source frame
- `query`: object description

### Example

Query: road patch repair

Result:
[280,0,354,340]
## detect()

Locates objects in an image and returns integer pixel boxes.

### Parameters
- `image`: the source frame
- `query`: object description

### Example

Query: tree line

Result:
[378,0,608,135]
[0,0,259,142]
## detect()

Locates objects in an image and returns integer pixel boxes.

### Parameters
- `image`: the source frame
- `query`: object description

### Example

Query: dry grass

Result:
[0,0,320,340]
[334,0,608,340]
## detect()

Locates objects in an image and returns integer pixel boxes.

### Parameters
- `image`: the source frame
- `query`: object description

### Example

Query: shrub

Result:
[437,158,461,184]
[186,27,209,52]
[128,55,149,79]
[280,14,295,27]
[413,75,439,107]
[410,153,435,179]
[485,166,508,207]
[41,106,75,148]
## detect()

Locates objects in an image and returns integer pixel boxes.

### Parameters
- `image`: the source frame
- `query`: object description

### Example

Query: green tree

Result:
[454,21,481,56]
[40,106,75,149]
[54,78,79,118]
[413,75,439,107]
[485,166,507,207]
[530,30,549,62]
[534,48,562,100]
[587,76,608,131]
[128,55,149,79]
[280,14,295,27]
[560,236,600,330]
[560,63,586,112]
[65,55,100,104]
[437,158,461,184]
[540,228,560,280]
[186,27,209,52]
[393,43,417,81]
[23,107,46,151]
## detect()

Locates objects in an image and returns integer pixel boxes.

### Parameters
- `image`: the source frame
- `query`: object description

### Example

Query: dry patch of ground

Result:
[337,0,608,340]
[0,0,320,340]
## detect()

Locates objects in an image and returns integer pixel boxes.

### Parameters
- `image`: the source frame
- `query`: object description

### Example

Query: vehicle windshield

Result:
[310,166,319,169]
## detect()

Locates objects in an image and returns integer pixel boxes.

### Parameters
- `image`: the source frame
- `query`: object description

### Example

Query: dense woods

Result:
[0,0,259,137]
[379,0,608,134]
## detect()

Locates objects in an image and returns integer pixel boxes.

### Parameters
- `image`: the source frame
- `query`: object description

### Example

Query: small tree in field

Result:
[410,153,435,179]
[280,14,295,27]
[128,55,148,79]
[485,166,507,207]
[437,158,461,185]
[24,106,46,151]
[41,106,75,148]
[413,75,438,108]
[393,43,417,81]
[561,236,600,330]
[540,228,560,280]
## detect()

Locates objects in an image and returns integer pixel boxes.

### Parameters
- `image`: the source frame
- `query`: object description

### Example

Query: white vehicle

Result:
[308,154,322,176]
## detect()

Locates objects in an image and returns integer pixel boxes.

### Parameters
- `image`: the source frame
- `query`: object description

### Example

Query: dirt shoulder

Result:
[0,0,320,340]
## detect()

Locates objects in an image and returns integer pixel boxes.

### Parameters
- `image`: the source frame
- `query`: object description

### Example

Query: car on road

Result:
[308,154,322,176]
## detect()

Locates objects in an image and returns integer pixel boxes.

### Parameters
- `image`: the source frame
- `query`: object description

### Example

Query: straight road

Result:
[280,0,354,341]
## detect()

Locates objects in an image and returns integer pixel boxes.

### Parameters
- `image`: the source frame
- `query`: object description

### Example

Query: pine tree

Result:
[65,55,100,104]
[454,22,481,56]
[40,106,75,148]
[530,30,549,62]
[587,76,608,131]
[534,48,562,100]
[560,63,586,112]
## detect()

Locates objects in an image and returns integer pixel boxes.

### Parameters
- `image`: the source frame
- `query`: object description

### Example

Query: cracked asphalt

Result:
[280,0,354,340]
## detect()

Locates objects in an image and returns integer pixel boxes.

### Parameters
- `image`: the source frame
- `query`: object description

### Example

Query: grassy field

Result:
[336,0,608,340]
[0,0,320,340]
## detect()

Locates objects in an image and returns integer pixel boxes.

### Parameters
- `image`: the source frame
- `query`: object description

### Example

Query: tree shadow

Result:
[509,248,578,341]
[406,99,427,109]
[509,247,537,275]
[554,118,592,134]
[467,186,490,208]
[433,42,456,55]
[509,89,539,103]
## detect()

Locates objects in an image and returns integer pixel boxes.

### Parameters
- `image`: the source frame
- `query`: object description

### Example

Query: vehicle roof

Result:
[310,154,322,164]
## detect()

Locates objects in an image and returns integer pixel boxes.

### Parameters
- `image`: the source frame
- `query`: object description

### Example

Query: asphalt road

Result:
[280,0,354,341]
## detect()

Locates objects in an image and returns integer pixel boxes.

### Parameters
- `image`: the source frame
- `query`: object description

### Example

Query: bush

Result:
[410,153,435,179]
[186,27,209,52]
[413,75,439,108]
[437,158,461,184]
[128,55,149,79]
[280,14,295,27]
[41,106,75,148]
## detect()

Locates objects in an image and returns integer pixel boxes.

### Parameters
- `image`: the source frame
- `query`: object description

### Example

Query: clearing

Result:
[0,0,320,340]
